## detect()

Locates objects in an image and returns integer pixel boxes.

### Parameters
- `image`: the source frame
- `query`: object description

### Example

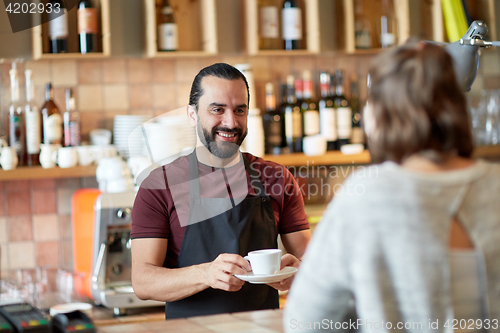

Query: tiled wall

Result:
[1,48,500,280]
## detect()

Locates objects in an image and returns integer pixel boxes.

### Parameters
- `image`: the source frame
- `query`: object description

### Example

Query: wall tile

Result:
[103,84,129,110]
[8,215,32,242]
[127,59,151,84]
[57,178,80,189]
[152,84,177,109]
[0,217,7,243]
[130,84,152,109]
[291,56,315,76]
[81,177,99,189]
[5,180,30,192]
[78,85,103,111]
[0,63,10,87]
[80,112,105,141]
[9,242,35,270]
[103,59,127,84]
[52,60,78,86]
[0,246,8,275]
[78,60,103,84]
[25,61,51,86]
[103,110,125,132]
[32,179,56,189]
[0,181,4,191]
[32,188,57,214]
[175,59,199,83]
[270,57,292,81]
[33,214,59,241]
[36,241,60,267]
[249,56,271,82]
[152,59,175,83]
[57,188,78,215]
[176,83,192,109]
[221,56,248,66]
[59,214,72,240]
[60,240,73,270]
[0,193,5,216]
[197,56,222,71]
[7,191,32,216]
[53,86,71,113]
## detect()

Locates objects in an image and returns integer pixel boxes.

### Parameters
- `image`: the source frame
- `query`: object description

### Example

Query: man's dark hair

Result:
[189,63,250,111]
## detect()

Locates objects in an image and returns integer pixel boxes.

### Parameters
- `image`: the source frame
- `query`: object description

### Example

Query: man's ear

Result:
[187,105,198,127]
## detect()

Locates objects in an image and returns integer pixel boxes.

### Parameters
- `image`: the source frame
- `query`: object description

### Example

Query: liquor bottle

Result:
[48,0,68,53]
[25,70,41,166]
[42,83,63,145]
[294,77,303,105]
[379,0,397,48]
[354,0,372,49]
[333,70,352,149]
[157,0,178,51]
[301,70,320,137]
[78,0,98,54]
[263,82,285,154]
[259,0,280,50]
[8,64,27,166]
[318,71,337,150]
[63,89,81,147]
[282,75,302,152]
[282,0,302,50]
[350,74,365,146]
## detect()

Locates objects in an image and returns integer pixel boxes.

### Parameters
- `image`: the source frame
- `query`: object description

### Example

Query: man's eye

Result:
[213,108,223,113]
[236,109,246,115]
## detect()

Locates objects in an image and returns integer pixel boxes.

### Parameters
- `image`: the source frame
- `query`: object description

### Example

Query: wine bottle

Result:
[354,0,372,49]
[334,70,352,149]
[63,88,81,147]
[301,70,320,137]
[9,64,27,166]
[318,71,337,150]
[25,70,41,166]
[157,0,178,51]
[263,82,286,154]
[350,74,365,146]
[42,83,63,145]
[379,0,397,48]
[283,75,302,152]
[282,0,302,50]
[78,0,98,54]
[259,0,280,50]
[48,0,68,53]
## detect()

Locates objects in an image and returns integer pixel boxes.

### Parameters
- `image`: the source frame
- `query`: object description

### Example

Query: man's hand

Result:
[267,253,301,291]
[205,253,251,292]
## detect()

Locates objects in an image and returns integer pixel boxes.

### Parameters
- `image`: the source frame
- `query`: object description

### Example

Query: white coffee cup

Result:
[91,145,118,163]
[39,144,61,168]
[77,146,97,166]
[246,249,282,275]
[52,147,78,168]
[0,147,19,170]
[303,135,327,156]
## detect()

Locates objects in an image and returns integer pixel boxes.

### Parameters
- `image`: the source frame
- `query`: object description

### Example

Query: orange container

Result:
[72,188,101,299]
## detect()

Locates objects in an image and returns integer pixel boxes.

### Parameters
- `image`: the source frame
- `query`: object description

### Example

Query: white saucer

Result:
[234,267,298,284]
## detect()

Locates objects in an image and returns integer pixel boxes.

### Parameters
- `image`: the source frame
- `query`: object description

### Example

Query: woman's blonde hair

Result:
[367,41,473,164]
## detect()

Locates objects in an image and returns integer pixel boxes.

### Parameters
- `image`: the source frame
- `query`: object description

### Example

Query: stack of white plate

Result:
[113,115,149,158]
[143,115,196,163]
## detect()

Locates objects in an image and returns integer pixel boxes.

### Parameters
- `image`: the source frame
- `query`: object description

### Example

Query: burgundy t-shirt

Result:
[131,152,309,268]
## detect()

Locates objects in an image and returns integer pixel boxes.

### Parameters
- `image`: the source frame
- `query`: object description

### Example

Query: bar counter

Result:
[94,308,284,333]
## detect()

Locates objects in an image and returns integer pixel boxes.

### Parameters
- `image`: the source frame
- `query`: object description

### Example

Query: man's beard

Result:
[197,120,247,159]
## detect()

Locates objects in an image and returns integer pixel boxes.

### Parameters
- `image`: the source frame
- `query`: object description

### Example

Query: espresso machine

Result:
[91,192,163,315]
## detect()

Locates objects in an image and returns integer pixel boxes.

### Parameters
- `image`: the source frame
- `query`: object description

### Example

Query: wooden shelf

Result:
[263,149,371,166]
[473,145,500,159]
[0,165,97,181]
[32,0,111,60]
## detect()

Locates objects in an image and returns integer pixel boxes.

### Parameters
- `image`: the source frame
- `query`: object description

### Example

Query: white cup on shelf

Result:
[0,147,18,170]
[39,144,61,168]
[303,135,327,156]
[76,146,97,166]
[52,147,78,168]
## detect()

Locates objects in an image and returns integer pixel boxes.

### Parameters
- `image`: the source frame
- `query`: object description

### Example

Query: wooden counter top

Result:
[95,308,284,333]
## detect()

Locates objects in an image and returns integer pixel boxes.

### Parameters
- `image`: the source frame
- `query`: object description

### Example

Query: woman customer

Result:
[284,41,500,332]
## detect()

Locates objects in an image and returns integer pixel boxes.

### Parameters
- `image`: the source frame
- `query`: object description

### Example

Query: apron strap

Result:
[189,150,266,199]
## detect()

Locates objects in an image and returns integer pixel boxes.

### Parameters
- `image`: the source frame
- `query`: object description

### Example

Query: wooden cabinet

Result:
[31,0,111,60]
[144,0,217,58]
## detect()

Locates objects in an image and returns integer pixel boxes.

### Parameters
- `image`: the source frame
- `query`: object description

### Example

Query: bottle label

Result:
[26,107,41,154]
[355,30,372,49]
[78,8,98,34]
[260,6,279,38]
[304,109,320,136]
[292,110,302,138]
[48,9,68,39]
[320,107,337,141]
[158,23,178,50]
[282,7,302,40]
[337,107,352,139]
[44,113,63,144]
[9,108,23,153]
[350,127,365,145]
[285,107,302,139]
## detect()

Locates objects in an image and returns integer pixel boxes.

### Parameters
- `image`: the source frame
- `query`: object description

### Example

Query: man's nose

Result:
[221,110,238,128]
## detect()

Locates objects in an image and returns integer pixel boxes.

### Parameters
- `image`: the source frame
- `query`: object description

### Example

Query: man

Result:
[131,63,311,319]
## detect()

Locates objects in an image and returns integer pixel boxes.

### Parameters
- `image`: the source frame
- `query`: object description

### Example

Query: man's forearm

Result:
[132,262,211,302]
